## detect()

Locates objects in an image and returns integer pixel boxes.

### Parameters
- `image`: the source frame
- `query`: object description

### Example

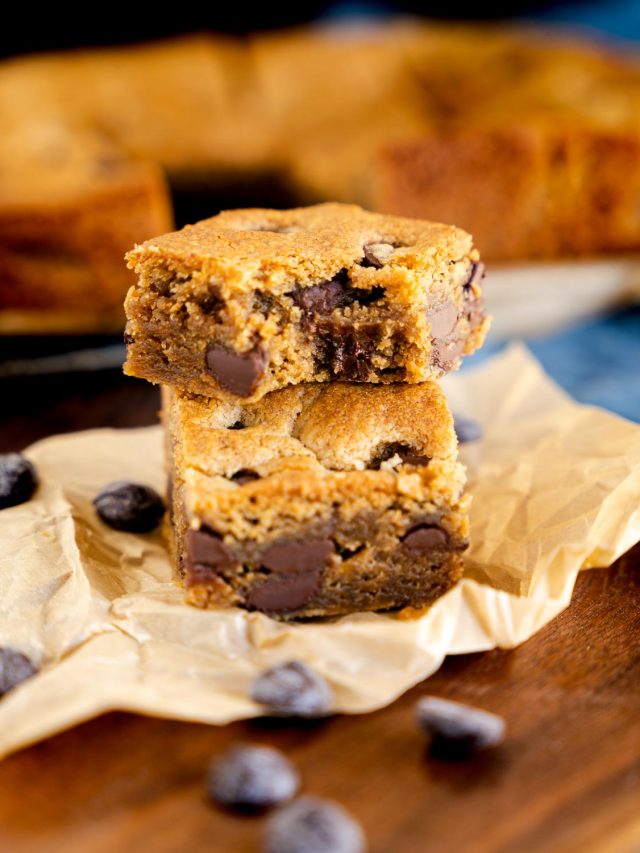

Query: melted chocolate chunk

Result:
[431,337,466,371]
[315,321,381,381]
[427,300,458,339]
[205,344,266,397]
[245,567,323,613]
[289,273,385,316]
[230,469,261,485]
[186,527,238,573]
[290,277,347,314]
[369,442,429,470]
[402,524,449,552]
[261,539,334,573]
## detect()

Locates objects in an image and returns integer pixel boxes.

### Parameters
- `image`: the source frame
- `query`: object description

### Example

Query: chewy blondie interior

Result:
[125,203,488,403]
[164,380,469,619]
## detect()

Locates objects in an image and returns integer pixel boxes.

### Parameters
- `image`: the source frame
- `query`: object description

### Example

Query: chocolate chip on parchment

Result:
[205,344,266,397]
[93,481,165,532]
[0,648,38,697]
[264,796,366,853]
[0,453,38,509]
[402,525,449,552]
[416,696,505,759]
[454,415,483,444]
[207,744,300,812]
[250,661,332,717]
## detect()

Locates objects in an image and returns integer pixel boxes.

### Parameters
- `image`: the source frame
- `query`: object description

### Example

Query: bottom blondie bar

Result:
[164,381,468,619]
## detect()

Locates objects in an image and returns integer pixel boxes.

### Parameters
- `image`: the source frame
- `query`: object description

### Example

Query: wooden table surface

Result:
[0,368,638,853]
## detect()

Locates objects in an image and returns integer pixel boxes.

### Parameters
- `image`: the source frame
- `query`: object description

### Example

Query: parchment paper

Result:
[0,344,639,760]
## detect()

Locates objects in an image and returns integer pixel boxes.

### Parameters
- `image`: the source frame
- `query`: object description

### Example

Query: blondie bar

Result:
[125,204,488,402]
[164,381,468,618]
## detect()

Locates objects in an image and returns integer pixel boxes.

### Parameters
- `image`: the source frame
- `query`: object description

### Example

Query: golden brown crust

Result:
[124,203,487,401]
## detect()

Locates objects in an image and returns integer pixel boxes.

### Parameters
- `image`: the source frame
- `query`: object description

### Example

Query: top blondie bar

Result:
[124,203,488,402]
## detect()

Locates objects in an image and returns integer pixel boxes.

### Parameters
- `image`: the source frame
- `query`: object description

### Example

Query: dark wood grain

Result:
[0,369,638,853]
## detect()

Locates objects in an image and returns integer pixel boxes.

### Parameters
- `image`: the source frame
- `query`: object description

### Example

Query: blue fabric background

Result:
[467,306,640,423]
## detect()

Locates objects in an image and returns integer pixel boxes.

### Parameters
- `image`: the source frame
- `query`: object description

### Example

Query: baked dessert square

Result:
[125,203,489,402]
[164,380,469,619]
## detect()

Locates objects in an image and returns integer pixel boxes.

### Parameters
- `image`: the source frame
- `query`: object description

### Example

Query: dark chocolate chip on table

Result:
[416,696,505,759]
[93,481,165,533]
[205,343,266,397]
[402,525,449,552]
[0,453,38,510]
[207,744,299,812]
[264,796,366,853]
[250,660,332,717]
[0,647,38,697]
[454,415,483,444]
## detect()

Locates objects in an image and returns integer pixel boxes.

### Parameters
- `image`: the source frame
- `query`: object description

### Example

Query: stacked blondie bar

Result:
[124,203,489,619]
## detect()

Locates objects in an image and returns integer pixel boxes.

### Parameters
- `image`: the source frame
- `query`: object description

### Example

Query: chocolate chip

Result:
[207,744,299,812]
[0,648,38,697]
[369,442,429,469]
[465,261,486,290]
[416,696,505,759]
[250,661,332,717]
[261,539,334,573]
[93,481,165,532]
[315,321,380,381]
[290,274,384,316]
[454,415,483,444]
[228,421,245,430]
[290,277,347,314]
[427,300,458,339]
[264,796,366,853]
[360,242,396,268]
[245,568,323,614]
[205,344,266,397]
[431,336,466,371]
[402,524,449,552]
[0,453,38,510]
[186,526,238,572]
[231,469,261,485]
